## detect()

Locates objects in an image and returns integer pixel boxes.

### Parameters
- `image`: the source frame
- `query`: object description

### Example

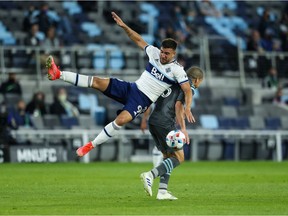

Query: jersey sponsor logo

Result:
[161,88,172,98]
[151,67,164,81]
[146,62,176,85]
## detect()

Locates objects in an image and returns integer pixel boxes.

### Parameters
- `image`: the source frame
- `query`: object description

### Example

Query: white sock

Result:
[152,146,163,168]
[60,71,93,87]
[91,121,122,147]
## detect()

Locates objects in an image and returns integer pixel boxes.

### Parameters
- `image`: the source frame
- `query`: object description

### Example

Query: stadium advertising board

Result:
[0,148,9,163]
[0,148,4,163]
[9,146,66,163]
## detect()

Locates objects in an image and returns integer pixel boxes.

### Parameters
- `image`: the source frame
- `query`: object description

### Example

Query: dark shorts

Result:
[103,78,152,119]
[148,124,178,154]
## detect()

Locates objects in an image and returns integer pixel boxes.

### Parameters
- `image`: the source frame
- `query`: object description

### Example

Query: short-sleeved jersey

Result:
[148,82,196,129]
[148,84,184,129]
[135,45,188,102]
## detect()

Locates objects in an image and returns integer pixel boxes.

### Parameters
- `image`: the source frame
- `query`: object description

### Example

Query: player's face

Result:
[160,47,175,64]
[193,78,203,88]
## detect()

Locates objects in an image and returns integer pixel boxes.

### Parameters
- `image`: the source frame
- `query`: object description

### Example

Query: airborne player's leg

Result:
[46,55,121,157]
[46,55,109,91]
[47,55,152,158]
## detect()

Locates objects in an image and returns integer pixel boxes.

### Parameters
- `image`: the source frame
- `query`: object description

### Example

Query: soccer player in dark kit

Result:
[140,66,204,200]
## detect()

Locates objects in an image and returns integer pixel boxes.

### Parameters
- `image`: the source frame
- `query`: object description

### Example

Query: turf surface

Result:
[0,162,288,215]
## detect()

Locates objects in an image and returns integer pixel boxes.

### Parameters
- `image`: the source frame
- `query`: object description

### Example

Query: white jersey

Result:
[135,45,188,102]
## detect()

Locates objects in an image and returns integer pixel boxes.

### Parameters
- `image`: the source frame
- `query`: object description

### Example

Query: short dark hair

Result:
[186,66,204,80]
[161,38,177,50]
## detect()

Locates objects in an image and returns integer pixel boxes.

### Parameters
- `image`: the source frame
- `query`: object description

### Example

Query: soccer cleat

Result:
[156,190,178,200]
[140,172,153,196]
[46,55,61,80]
[76,141,94,157]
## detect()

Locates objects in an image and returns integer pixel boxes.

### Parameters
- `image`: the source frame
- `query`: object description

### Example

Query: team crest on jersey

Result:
[166,68,171,73]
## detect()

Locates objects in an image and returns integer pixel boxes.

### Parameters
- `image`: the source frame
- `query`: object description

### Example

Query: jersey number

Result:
[161,88,172,98]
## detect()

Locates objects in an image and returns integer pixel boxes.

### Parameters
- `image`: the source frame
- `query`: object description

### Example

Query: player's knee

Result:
[91,76,109,91]
[115,112,132,126]
[176,152,185,163]
[115,118,126,126]
[178,155,185,163]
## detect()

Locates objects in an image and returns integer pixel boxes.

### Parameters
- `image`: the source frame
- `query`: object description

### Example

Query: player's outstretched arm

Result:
[111,11,148,50]
[140,107,151,133]
[180,82,195,123]
[175,101,190,144]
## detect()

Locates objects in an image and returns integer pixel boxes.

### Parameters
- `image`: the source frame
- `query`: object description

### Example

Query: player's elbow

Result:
[137,40,148,50]
[175,102,182,110]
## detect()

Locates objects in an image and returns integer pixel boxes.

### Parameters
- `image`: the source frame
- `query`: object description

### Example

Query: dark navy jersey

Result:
[148,82,195,129]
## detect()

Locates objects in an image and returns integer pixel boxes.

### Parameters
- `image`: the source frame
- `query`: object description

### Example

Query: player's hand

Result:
[140,120,147,134]
[184,108,195,123]
[181,129,190,145]
[111,11,125,27]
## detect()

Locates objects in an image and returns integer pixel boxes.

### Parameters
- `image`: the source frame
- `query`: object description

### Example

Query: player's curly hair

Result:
[161,38,178,50]
[186,66,204,80]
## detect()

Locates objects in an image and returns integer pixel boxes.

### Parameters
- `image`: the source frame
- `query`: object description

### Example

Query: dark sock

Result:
[151,157,180,179]
[159,173,171,191]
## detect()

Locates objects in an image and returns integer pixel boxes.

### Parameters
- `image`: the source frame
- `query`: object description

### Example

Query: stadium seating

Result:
[221,106,238,118]
[280,117,288,130]
[78,114,96,129]
[0,94,3,103]
[62,1,82,16]
[30,115,45,129]
[217,116,235,129]
[97,141,118,161]
[78,93,106,125]
[234,116,250,129]
[206,140,224,160]
[205,106,222,116]
[60,115,79,129]
[223,97,241,107]
[0,21,16,45]
[200,114,219,129]
[252,105,267,117]
[264,117,281,130]
[237,105,253,117]
[43,114,61,129]
[248,116,266,130]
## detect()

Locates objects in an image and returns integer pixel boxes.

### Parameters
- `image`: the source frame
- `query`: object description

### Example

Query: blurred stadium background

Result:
[0,0,288,163]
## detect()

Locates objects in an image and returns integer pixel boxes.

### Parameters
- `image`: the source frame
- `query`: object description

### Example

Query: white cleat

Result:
[140,172,153,196]
[157,190,178,200]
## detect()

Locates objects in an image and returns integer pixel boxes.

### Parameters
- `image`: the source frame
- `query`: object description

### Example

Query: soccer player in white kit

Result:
[46,11,195,157]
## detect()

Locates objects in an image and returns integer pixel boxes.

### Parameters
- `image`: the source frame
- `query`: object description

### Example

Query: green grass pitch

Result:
[0,161,288,215]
